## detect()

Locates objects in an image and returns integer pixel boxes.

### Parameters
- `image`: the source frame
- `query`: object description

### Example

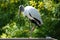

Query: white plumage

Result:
[24,6,43,25]
[19,5,43,27]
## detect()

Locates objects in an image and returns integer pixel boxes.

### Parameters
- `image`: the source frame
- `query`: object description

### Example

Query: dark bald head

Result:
[19,5,24,12]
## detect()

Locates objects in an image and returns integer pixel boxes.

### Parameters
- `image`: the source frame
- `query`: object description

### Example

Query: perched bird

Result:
[18,5,43,37]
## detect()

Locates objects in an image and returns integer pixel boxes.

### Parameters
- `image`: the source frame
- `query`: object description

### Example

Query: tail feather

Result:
[29,13,42,27]
[30,18,41,27]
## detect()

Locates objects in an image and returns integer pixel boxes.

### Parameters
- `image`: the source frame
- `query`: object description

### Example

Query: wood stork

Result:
[18,5,43,37]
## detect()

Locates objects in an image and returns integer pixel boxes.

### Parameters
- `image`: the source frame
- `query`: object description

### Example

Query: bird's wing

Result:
[28,8,43,24]
[24,8,34,20]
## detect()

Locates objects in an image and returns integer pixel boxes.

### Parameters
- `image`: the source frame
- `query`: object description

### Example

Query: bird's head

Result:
[18,5,24,18]
[19,5,24,12]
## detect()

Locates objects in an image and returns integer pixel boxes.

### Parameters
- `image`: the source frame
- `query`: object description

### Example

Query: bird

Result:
[18,5,43,37]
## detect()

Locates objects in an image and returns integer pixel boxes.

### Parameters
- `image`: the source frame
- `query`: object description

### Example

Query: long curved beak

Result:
[18,9,21,19]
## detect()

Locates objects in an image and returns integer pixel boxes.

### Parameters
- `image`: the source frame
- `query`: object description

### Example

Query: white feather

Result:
[24,6,43,24]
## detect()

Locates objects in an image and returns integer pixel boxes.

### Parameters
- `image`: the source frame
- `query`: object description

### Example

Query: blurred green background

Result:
[0,0,60,40]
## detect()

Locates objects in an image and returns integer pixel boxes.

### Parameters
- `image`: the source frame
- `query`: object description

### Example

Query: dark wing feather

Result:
[29,13,41,27]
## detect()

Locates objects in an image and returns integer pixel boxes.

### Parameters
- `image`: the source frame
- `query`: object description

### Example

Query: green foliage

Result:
[0,0,60,40]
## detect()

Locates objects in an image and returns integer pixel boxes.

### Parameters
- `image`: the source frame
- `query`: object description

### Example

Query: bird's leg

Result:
[29,21,32,38]
[31,26,35,33]
[29,23,35,38]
